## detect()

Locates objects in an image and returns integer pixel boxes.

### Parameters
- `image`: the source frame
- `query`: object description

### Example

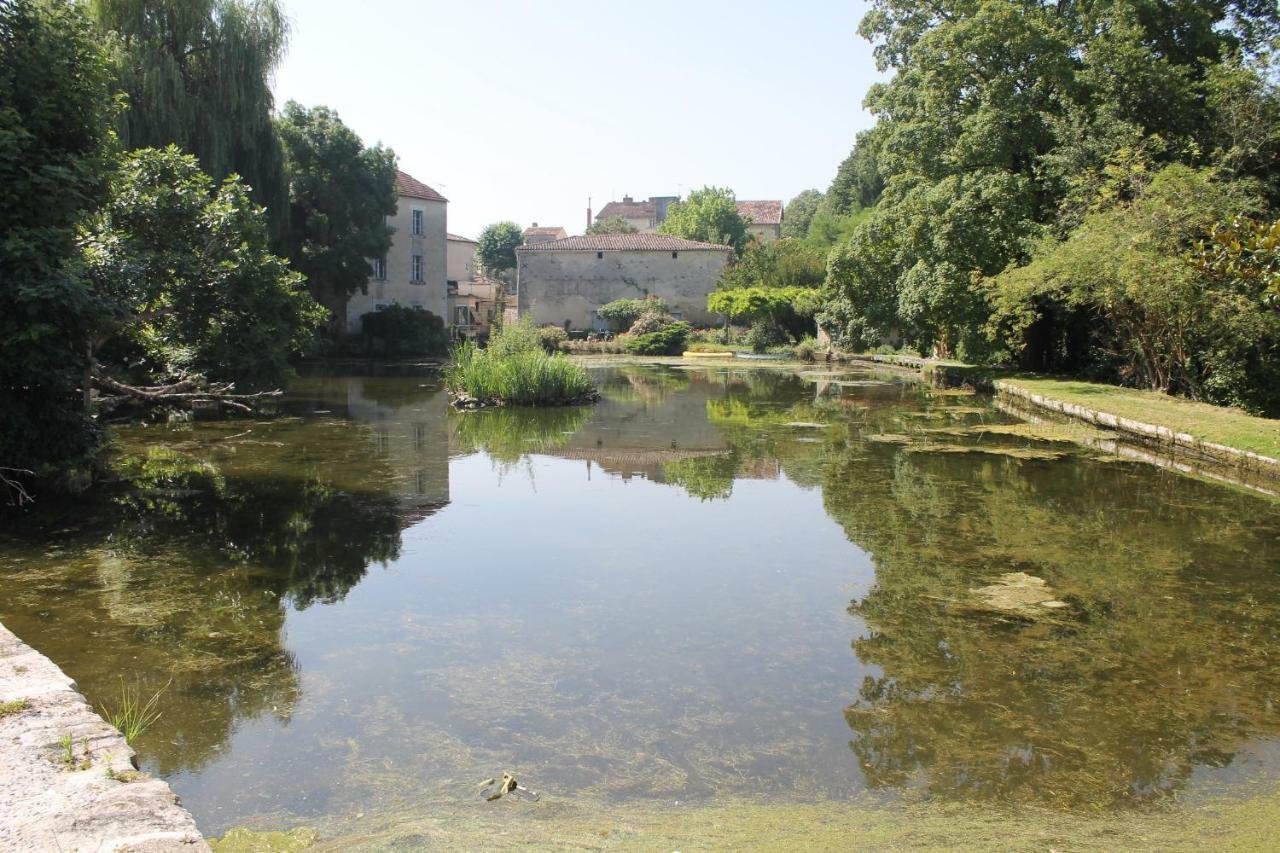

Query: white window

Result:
[411,254,424,283]
[370,257,387,280]
[412,209,424,236]
[454,306,470,325]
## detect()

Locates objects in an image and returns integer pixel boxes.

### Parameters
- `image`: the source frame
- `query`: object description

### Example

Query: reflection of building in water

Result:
[547,370,732,483]
[340,377,451,523]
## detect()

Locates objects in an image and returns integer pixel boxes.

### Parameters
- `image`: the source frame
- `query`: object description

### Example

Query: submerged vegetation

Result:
[445,320,596,407]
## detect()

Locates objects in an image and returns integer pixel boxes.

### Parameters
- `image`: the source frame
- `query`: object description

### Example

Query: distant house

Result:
[446,232,503,340]
[593,195,679,233]
[515,233,732,331]
[736,200,784,243]
[523,223,568,244]
[348,170,448,333]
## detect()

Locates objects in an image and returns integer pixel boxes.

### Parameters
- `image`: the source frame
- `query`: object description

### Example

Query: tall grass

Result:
[445,320,595,405]
[101,678,168,745]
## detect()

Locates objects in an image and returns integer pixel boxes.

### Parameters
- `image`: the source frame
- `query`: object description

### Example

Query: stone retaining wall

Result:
[0,621,209,852]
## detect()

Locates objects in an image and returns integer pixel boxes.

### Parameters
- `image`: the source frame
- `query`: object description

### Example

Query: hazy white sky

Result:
[272,0,881,238]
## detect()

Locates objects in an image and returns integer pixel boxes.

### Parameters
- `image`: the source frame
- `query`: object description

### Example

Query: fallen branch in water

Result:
[0,467,35,507]
[91,373,283,414]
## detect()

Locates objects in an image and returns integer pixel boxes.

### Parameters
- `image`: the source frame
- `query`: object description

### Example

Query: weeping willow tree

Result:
[89,0,289,233]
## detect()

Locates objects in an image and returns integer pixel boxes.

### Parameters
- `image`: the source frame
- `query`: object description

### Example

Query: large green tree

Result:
[781,189,824,239]
[276,101,398,328]
[476,221,523,275]
[0,0,117,493]
[82,147,326,390]
[821,0,1280,362]
[659,186,750,253]
[88,0,289,233]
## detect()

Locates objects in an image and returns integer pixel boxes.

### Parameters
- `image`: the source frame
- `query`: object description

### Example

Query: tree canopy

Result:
[781,190,824,239]
[88,0,290,233]
[586,215,639,235]
[276,101,398,328]
[659,186,750,253]
[0,0,117,485]
[476,221,524,274]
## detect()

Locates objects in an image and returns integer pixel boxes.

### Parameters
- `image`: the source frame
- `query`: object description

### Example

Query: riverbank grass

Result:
[1002,376,1280,459]
[445,321,596,407]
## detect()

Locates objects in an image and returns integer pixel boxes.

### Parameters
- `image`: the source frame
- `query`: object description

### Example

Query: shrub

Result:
[560,339,626,354]
[358,305,448,355]
[793,336,820,361]
[537,325,569,353]
[745,320,789,353]
[597,296,669,331]
[622,322,692,355]
[446,321,595,405]
[629,310,674,336]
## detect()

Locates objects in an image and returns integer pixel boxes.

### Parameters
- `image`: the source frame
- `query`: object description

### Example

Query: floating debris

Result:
[905,444,1065,460]
[784,422,827,429]
[956,572,1071,621]
[478,773,540,802]
[866,434,913,444]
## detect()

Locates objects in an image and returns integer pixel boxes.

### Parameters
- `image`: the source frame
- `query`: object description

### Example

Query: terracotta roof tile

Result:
[515,234,732,252]
[524,226,567,237]
[596,199,656,220]
[446,232,477,243]
[736,200,783,225]
[396,170,447,203]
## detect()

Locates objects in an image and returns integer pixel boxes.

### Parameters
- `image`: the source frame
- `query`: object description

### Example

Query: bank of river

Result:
[2,362,1279,849]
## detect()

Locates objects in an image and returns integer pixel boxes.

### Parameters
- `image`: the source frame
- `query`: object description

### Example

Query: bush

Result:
[793,336,820,361]
[745,320,789,353]
[445,321,596,405]
[597,296,669,332]
[358,305,448,355]
[537,325,568,353]
[622,322,692,355]
[560,339,626,354]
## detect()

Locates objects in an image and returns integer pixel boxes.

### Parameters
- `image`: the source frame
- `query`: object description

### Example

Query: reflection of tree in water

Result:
[825,449,1280,810]
[1,427,415,775]
[450,404,592,467]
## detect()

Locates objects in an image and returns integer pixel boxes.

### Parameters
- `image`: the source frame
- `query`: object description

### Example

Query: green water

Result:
[2,363,1279,840]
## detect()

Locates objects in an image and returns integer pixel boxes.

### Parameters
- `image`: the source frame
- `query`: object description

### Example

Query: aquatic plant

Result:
[101,678,168,745]
[446,321,596,406]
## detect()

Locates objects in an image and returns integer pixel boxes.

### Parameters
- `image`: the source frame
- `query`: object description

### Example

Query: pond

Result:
[3,362,1280,846]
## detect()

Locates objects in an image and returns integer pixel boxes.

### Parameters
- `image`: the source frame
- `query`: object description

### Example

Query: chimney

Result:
[623,195,633,204]
[531,222,538,228]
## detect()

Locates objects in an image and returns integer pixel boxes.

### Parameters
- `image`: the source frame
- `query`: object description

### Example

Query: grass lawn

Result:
[1001,375,1280,459]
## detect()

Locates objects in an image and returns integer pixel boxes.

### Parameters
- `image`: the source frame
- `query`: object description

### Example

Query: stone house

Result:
[446,232,503,340]
[593,195,679,233]
[346,170,448,333]
[736,200,784,243]
[514,233,732,330]
[523,224,568,244]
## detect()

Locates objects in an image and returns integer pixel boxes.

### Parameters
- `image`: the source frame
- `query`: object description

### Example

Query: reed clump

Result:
[445,320,596,407]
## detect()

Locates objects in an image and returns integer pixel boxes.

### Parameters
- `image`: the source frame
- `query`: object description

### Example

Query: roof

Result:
[396,170,447,203]
[596,199,656,221]
[515,234,732,252]
[446,232,477,243]
[524,226,567,237]
[735,200,783,225]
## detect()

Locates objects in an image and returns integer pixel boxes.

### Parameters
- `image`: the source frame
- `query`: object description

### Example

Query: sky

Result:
[272,0,882,239]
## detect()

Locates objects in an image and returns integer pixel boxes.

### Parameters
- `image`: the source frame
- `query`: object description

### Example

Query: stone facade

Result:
[593,196,679,233]
[515,234,731,330]
[346,171,448,333]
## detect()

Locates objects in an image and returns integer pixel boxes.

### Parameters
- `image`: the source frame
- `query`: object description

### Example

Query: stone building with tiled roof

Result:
[346,169,449,334]
[515,233,732,331]
[523,224,568,244]
[593,195,680,233]
[735,200,784,243]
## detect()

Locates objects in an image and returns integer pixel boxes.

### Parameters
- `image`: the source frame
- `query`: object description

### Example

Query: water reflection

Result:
[1,364,1279,830]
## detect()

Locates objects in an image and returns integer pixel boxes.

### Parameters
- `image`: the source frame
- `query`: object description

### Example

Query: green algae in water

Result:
[4,364,1280,842]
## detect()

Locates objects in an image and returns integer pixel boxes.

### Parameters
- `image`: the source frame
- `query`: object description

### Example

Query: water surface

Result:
[2,363,1279,836]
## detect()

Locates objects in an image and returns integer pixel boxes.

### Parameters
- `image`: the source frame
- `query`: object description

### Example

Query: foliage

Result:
[0,0,117,480]
[101,678,167,744]
[820,0,1280,371]
[658,186,750,254]
[358,305,447,356]
[276,101,397,325]
[446,320,595,405]
[709,286,821,351]
[596,296,669,332]
[82,147,326,389]
[781,190,824,239]
[628,309,675,337]
[987,165,1280,412]
[586,216,638,235]
[537,324,568,353]
[793,336,820,362]
[719,239,826,291]
[476,221,523,274]
[89,0,290,234]
[1190,215,1280,308]
[621,322,691,356]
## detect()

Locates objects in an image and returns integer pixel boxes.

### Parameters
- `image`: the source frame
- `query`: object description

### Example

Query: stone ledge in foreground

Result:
[0,621,209,853]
